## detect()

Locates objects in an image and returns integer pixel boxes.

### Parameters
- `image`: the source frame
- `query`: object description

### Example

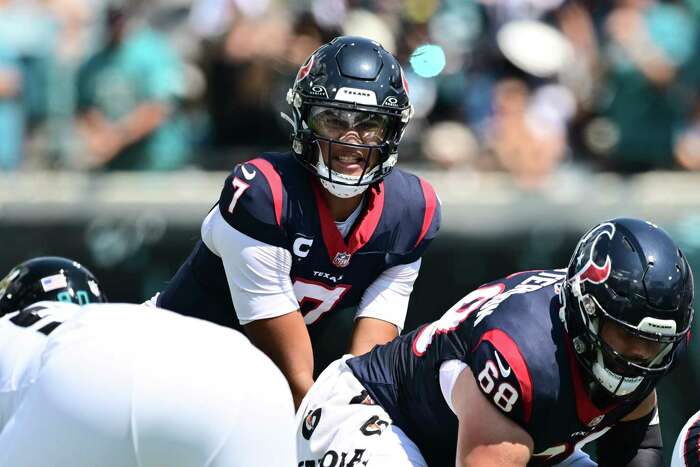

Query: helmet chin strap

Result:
[316,157,372,198]
[567,282,645,397]
[280,111,296,132]
[591,351,644,396]
[313,140,397,199]
[579,295,644,396]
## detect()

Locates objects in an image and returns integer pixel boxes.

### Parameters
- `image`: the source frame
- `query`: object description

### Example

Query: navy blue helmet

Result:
[0,256,106,316]
[561,218,694,399]
[285,36,413,198]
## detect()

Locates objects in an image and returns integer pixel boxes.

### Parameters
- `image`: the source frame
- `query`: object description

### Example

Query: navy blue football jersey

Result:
[347,269,660,466]
[157,152,440,332]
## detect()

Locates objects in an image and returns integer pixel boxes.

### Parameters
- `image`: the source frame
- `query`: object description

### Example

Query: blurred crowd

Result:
[2,0,700,188]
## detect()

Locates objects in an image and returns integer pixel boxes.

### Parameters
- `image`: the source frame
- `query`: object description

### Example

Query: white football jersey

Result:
[0,303,65,429]
[0,302,296,467]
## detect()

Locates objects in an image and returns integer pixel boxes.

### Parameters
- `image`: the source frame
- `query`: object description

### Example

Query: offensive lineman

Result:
[155,36,440,406]
[0,257,296,467]
[296,218,693,466]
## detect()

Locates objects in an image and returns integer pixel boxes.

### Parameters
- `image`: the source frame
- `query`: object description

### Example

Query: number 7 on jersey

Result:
[228,177,250,213]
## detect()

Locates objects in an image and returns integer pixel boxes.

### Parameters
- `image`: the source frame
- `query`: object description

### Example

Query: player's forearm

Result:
[250,344,313,409]
[243,311,315,408]
[286,368,315,409]
[459,443,530,467]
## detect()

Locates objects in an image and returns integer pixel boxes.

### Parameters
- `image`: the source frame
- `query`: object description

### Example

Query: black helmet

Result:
[285,36,413,198]
[0,256,106,316]
[561,218,694,399]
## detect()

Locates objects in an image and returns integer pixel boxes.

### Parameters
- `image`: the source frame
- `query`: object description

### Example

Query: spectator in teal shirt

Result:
[596,0,698,172]
[0,47,23,170]
[76,5,189,171]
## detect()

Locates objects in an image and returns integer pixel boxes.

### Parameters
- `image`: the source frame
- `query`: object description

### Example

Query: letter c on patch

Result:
[293,237,313,258]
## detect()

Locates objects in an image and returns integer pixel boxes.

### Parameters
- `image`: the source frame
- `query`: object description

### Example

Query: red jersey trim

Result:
[414,178,438,248]
[311,178,385,264]
[564,337,620,426]
[248,158,283,226]
[476,329,533,423]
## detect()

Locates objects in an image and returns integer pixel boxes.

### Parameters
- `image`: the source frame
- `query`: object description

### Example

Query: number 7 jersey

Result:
[157,151,440,332]
[347,269,660,466]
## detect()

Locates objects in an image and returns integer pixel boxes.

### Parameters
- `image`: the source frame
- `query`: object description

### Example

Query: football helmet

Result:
[561,218,694,399]
[285,36,413,198]
[0,256,106,316]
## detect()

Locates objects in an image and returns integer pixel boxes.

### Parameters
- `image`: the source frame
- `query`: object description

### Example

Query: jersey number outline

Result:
[57,290,91,305]
[293,278,351,325]
[412,283,505,356]
[477,360,519,412]
[228,177,250,213]
[7,304,70,336]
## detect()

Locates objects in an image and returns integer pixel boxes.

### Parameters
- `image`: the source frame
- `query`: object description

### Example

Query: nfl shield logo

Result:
[333,252,351,268]
[587,415,604,427]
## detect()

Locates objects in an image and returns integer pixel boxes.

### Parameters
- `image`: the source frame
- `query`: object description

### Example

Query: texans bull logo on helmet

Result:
[572,222,615,285]
[400,68,409,95]
[296,54,315,84]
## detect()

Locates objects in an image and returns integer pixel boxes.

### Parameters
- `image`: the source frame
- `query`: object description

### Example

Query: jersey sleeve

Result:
[202,208,299,324]
[402,177,441,265]
[468,328,534,429]
[355,258,421,332]
[218,158,287,248]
